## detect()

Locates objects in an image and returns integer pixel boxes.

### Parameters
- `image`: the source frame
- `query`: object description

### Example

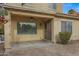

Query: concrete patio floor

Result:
[3,40,79,56]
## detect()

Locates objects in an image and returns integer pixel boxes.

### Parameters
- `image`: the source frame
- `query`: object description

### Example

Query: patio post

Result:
[51,19,56,44]
[4,11,12,55]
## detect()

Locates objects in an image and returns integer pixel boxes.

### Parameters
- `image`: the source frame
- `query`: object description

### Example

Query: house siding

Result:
[11,15,45,43]
[53,18,79,42]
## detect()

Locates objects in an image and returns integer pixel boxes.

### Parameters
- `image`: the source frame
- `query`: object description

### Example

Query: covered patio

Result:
[4,7,55,51]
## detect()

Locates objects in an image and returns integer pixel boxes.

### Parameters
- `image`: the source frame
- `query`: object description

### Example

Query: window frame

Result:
[48,3,57,11]
[17,21,37,35]
[53,3,57,10]
[61,21,72,33]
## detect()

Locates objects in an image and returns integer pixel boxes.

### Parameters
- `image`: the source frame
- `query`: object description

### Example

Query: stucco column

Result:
[4,11,12,55]
[53,18,61,44]
[51,19,56,44]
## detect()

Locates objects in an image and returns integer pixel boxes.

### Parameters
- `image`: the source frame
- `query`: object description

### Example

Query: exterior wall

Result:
[53,17,79,42]
[5,3,62,13]
[71,20,79,40]
[11,15,45,43]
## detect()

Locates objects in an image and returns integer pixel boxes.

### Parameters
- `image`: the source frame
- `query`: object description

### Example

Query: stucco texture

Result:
[53,18,79,42]
[11,14,45,43]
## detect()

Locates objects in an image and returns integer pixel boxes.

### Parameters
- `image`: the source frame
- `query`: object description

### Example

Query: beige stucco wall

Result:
[71,20,79,40]
[53,17,79,42]
[11,15,45,43]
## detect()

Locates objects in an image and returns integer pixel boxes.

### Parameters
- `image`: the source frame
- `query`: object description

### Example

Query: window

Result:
[17,22,37,34]
[53,3,56,10]
[61,21,72,32]
[49,3,56,11]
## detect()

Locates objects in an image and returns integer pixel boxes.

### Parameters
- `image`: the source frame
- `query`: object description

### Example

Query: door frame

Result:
[0,24,4,44]
[44,20,52,41]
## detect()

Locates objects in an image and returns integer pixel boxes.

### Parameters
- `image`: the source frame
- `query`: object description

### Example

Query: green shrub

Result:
[59,32,72,44]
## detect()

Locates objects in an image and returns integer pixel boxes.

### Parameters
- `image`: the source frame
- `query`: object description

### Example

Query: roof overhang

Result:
[55,13,79,20]
[4,5,79,20]
[3,5,55,16]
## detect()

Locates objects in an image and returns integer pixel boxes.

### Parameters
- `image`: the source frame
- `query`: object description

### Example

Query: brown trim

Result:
[55,13,79,20]
[55,15,79,20]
